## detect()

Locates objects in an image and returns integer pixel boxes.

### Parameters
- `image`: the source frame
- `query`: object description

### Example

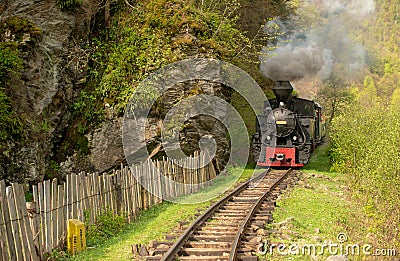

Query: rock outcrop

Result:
[0,1,240,183]
[0,0,89,183]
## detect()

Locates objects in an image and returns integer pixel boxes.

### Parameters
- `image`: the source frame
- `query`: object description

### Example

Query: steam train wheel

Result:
[298,144,312,164]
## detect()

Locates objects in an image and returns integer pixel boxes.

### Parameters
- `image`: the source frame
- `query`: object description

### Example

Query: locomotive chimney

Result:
[273,81,293,104]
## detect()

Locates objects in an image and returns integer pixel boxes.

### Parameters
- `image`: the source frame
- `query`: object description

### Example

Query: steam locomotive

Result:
[252,81,325,167]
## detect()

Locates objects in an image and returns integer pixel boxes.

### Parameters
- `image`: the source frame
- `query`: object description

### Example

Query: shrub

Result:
[330,83,400,246]
[0,43,24,150]
[85,209,127,247]
[56,0,82,10]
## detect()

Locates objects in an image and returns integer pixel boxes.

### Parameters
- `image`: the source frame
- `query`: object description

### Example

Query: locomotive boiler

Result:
[252,81,325,167]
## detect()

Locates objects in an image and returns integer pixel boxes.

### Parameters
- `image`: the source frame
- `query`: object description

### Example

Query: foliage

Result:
[45,160,61,180]
[60,0,290,162]
[0,89,16,144]
[85,209,127,247]
[361,0,400,102]
[0,43,25,150]
[330,85,400,246]
[94,0,251,113]
[0,43,23,80]
[63,0,253,161]
[44,249,70,261]
[0,16,41,153]
[56,0,83,10]
[72,90,104,134]
[326,0,400,247]
[317,76,354,126]
[0,16,42,42]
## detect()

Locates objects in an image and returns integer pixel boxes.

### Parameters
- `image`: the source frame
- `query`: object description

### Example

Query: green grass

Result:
[68,147,395,261]
[173,166,259,204]
[261,144,356,260]
[69,202,209,260]
[67,147,359,261]
[68,166,258,260]
[302,143,332,173]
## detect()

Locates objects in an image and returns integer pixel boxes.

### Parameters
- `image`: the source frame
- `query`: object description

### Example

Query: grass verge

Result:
[67,167,258,260]
[260,144,358,260]
[68,202,209,261]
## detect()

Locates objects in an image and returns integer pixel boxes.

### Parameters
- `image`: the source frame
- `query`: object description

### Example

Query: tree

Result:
[318,76,353,126]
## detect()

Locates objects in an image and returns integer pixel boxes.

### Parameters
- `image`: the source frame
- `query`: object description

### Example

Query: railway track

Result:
[145,169,297,261]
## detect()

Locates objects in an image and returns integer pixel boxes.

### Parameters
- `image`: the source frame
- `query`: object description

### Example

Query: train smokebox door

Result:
[67,219,86,255]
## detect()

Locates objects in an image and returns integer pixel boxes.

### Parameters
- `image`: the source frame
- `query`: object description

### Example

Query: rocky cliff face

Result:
[0,0,89,183]
[58,80,231,177]
[1,0,280,183]
[0,1,232,183]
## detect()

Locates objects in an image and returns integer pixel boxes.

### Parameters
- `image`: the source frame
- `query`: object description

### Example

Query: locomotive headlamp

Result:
[266,135,271,140]
[293,136,297,141]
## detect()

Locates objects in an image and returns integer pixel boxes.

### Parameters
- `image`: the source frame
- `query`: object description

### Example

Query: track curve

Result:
[146,169,295,261]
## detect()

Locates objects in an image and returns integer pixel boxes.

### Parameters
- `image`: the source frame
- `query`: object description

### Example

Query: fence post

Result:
[32,184,41,258]
[0,180,11,260]
[15,184,39,260]
[0,151,217,259]
[6,185,23,260]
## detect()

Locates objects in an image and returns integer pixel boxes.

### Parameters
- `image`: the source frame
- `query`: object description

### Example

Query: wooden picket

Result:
[0,152,217,259]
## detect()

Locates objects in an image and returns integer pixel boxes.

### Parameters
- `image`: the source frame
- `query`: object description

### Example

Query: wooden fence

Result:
[0,153,217,260]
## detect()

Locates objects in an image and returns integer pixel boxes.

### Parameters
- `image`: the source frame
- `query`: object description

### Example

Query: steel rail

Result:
[160,169,270,261]
[229,168,293,260]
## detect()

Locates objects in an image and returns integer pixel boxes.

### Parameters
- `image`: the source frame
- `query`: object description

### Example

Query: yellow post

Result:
[67,219,86,255]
